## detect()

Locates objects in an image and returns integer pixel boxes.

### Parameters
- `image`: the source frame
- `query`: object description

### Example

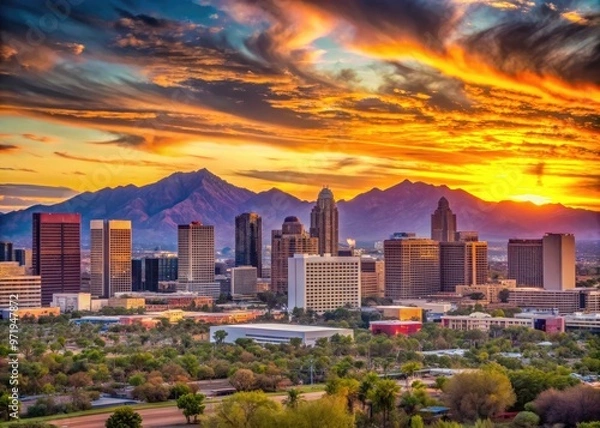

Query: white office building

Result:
[51,292,92,312]
[288,254,360,313]
[209,323,353,346]
[0,262,41,308]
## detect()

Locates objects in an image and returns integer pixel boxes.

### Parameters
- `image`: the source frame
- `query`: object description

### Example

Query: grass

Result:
[2,385,327,426]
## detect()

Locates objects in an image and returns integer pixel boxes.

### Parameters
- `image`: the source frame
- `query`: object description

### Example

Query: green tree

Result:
[213,391,281,428]
[512,411,540,428]
[177,393,206,424]
[280,395,354,428]
[498,289,510,303]
[284,388,302,409]
[105,407,142,428]
[369,379,400,428]
[411,415,425,428]
[213,329,228,345]
[444,369,516,422]
[401,361,423,388]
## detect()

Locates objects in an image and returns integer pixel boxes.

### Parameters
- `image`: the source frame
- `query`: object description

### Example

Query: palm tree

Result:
[370,379,400,428]
[284,388,303,409]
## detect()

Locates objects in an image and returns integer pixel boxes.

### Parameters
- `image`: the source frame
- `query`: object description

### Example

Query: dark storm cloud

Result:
[464,5,600,84]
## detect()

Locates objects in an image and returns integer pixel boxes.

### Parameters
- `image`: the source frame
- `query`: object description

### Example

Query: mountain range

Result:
[1,169,598,249]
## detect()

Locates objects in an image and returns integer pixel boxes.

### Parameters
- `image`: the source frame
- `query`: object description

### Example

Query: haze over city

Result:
[1,0,599,213]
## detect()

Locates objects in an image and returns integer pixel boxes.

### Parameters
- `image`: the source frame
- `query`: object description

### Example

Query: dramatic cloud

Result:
[0,0,598,210]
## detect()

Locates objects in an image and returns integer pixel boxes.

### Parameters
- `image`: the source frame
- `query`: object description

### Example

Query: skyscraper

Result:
[271,216,318,294]
[543,233,575,291]
[177,221,220,297]
[310,187,339,256]
[132,259,143,292]
[431,197,457,242]
[32,213,81,306]
[235,212,262,277]
[0,242,13,261]
[440,240,488,292]
[508,239,543,287]
[384,235,440,299]
[90,220,132,298]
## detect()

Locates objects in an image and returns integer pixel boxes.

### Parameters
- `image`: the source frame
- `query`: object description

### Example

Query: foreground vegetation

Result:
[0,307,599,426]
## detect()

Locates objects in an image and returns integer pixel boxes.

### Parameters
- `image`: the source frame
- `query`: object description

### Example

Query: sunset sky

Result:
[1,0,599,213]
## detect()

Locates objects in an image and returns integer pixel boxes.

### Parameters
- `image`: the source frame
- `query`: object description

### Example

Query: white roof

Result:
[214,323,350,333]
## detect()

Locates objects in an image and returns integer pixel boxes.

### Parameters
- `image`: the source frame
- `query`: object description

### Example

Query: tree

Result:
[512,411,540,428]
[213,391,281,427]
[229,368,256,391]
[105,407,142,428]
[509,367,579,410]
[177,393,206,424]
[281,395,354,428]
[411,415,425,428]
[443,369,516,422]
[284,388,302,409]
[533,385,600,426]
[369,379,400,428]
[213,330,228,345]
[401,361,423,388]
[498,288,510,303]
[170,383,193,399]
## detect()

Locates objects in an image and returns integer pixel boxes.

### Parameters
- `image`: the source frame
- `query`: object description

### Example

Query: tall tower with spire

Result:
[310,187,339,256]
[431,197,457,242]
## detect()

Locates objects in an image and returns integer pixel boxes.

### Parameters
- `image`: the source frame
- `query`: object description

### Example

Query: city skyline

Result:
[1,0,599,213]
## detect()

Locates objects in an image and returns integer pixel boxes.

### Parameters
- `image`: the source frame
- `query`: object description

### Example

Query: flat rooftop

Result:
[370,320,422,325]
[214,323,350,332]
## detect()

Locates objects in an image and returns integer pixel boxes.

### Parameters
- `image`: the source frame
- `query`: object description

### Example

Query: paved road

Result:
[51,391,325,428]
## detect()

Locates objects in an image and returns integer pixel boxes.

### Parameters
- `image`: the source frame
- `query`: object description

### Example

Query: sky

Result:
[0,0,599,212]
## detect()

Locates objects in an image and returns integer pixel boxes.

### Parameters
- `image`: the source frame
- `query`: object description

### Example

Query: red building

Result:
[370,320,422,336]
[33,213,81,306]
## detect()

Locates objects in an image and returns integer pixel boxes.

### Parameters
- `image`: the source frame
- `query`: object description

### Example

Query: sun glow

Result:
[511,194,552,205]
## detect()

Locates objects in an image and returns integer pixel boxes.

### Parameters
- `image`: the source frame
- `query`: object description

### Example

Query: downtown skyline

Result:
[1,0,599,213]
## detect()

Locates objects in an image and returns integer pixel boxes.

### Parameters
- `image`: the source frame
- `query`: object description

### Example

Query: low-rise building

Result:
[108,297,145,310]
[0,262,41,308]
[209,323,353,346]
[514,313,565,333]
[51,293,92,312]
[441,312,533,331]
[508,288,600,314]
[456,280,517,304]
[370,320,422,336]
[375,306,423,322]
[564,313,600,332]
[1,306,60,320]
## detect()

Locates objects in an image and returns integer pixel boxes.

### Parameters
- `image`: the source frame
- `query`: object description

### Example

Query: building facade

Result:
[235,212,262,277]
[508,239,543,287]
[543,233,575,291]
[0,242,13,261]
[90,220,132,298]
[440,240,488,292]
[271,216,318,294]
[14,249,32,273]
[360,258,385,298]
[32,213,81,306]
[51,292,91,312]
[288,254,360,313]
[231,266,258,295]
[441,312,533,331]
[177,222,220,297]
[0,262,41,308]
[431,197,457,242]
[145,257,178,292]
[132,259,143,292]
[370,320,422,336]
[309,187,339,256]
[209,323,353,346]
[384,236,440,299]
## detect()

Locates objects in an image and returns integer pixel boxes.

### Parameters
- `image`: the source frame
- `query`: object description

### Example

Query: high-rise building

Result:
[440,240,488,292]
[90,220,132,298]
[360,258,385,298]
[231,266,258,295]
[543,233,575,291]
[132,259,143,292]
[235,213,262,277]
[178,222,220,297]
[431,197,457,242]
[145,257,178,292]
[310,187,339,256]
[32,213,81,306]
[384,235,440,299]
[271,216,318,294]
[0,262,41,308]
[508,239,543,287]
[0,242,13,261]
[288,254,361,313]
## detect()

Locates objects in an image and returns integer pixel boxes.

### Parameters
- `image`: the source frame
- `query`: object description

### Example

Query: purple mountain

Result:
[1,169,598,248]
